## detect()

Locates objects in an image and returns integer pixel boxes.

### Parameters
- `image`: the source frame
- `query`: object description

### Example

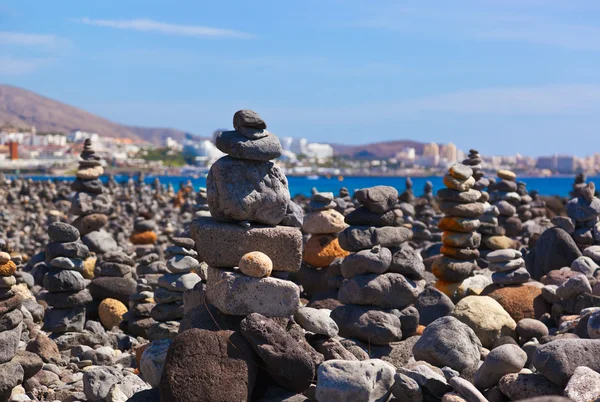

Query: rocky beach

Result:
[0,110,599,402]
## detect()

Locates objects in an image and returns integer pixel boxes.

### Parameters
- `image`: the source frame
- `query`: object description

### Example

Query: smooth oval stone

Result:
[355,186,399,213]
[492,267,531,285]
[49,257,85,272]
[171,237,195,249]
[439,217,481,233]
[94,262,132,277]
[440,246,480,260]
[233,109,267,130]
[154,287,184,304]
[340,246,392,279]
[439,201,485,218]
[48,222,80,243]
[494,179,518,192]
[443,175,475,191]
[432,256,476,282]
[216,130,283,161]
[166,255,200,274]
[437,188,482,203]
[497,170,516,180]
[442,231,481,249]
[474,344,527,389]
[157,273,201,292]
[102,251,136,266]
[448,164,473,180]
[487,249,522,263]
[330,305,402,345]
[488,258,525,272]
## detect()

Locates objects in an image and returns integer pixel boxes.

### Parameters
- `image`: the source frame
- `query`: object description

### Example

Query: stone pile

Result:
[42,222,90,335]
[333,185,422,345]
[130,216,158,251]
[124,280,156,338]
[88,250,136,308]
[566,181,600,249]
[489,169,523,238]
[334,187,353,215]
[148,237,201,340]
[194,187,211,218]
[462,149,489,190]
[435,164,482,295]
[398,177,415,203]
[487,248,530,285]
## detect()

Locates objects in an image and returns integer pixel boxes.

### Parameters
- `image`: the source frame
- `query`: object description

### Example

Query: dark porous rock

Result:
[207,156,290,225]
[331,304,402,345]
[39,289,92,308]
[413,316,481,374]
[0,361,24,401]
[159,329,257,402]
[310,337,358,361]
[498,373,563,400]
[533,339,600,386]
[0,323,21,363]
[89,276,137,304]
[389,247,425,280]
[191,217,302,272]
[415,287,455,325]
[241,313,319,393]
[46,241,90,262]
[43,269,87,292]
[340,246,392,279]
[48,222,80,243]
[345,207,403,227]
[526,228,582,280]
[71,178,103,194]
[393,306,420,338]
[338,273,421,309]
[355,186,399,213]
[0,308,22,331]
[43,307,85,333]
[216,130,283,161]
[12,350,43,379]
[338,226,413,252]
[233,109,267,130]
[281,200,304,228]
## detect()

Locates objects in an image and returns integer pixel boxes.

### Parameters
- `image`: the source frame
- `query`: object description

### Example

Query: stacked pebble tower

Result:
[567,181,600,249]
[434,164,483,296]
[487,248,530,285]
[462,149,490,191]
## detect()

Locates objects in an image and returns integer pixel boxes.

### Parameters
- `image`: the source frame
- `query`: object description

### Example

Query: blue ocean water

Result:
[13,174,591,198]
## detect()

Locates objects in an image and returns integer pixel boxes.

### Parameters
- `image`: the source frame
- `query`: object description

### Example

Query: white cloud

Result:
[0,32,59,48]
[0,56,51,74]
[77,17,255,39]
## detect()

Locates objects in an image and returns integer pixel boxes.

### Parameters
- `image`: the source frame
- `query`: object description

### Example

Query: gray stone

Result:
[437,188,482,203]
[345,207,403,227]
[315,359,395,402]
[340,246,392,279]
[389,247,425,280]
[0,323,21,363]
[207,156,290,225]
[0,361,24,401]
[45,241,90,261]
[49,257,84,272]
[294,307,338,337]
[488,258,525,272]
[140,338,171,388]
[281,200,304,228]
[571,256,599,277]
[492,267,531,285]
[355,186,398,213]
[498,373,563,400]
[216,130,283,161]
[157,273,201,292]
[533,339,600,386]
[43,269,87,292]
[391,372,422,402]
[48,222,80,243]
[564,366,600,402]
[526,227,581,280]
[233,109,267,130]
[415,287,455,326]
[191,217,303,272]
[331,305,402,345]
[567,196,600,222]
[83,366,123,401]
[207,267,300,317]
[517,318,549,342]
[166,255,200,274]
[82,229,118,254]
[154,287,184,304]
[43,307,85,333]
[338,226,412,252]
[40,288,92,308]
[449,376,487,402]
[474,344,527,389]
[556,274,592,299]
[338,273,422,309]
[487,249,522,263]
[397,364,450,398]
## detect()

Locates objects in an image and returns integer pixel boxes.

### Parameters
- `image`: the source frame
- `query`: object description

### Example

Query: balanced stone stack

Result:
[571,172,587,198]
[489,169,523,239]
[42,222,90,335]
[130,217,158,249]
[333,185,422,345]
[435,164,482,296]
[91,250,136,304]
[0,248,23,363]
[462,149,489,190]
[566,181,600,249]
[148,237,201,340]
[191,110,303,320]
[194,187,211,218]
[398,177,415,203]
[516,181,533,222]
[334,187,353,215]
[71,138,117,254]
[303,192,349,269]
[487,248,530,285]
[124,281,156,338]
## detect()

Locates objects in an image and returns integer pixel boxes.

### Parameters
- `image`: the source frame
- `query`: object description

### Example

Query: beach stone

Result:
[160,329,257,401]
[489,257,525,272]
[315,359,395,402]
[355,186,398,213]
[166,255,199,273]
[487,249,522,263]
[388,247,425,280]
[83,366,123,401]
[413,316,481,374]
[239,251,273,278]
[527,228,581,280]
[566,197,600,222]
[449,377,487,402]
[474,344,527,389]
[571,256,599,277]
[440,245,480,260]
[191,217,303,272]
[338,226,413,252]
[0,275,15,288]
[442,231,481,248]
[311,337,358,361]
[0,323,21,363]
[294,307,338,337]
[498,373,562,400]
[391,372,422,402]
[588,310,600,338]
[482,285,549,322]
[432,256,476,282]
[130,231,158,245]
[341,246,392,279]
[12,350,43,380]
[556,274,592,299]
[140,338,171,388]
[517,318,548,341]
[82,230,118,253]
[99,298,127,329]
[331,305,402,345]
[43,269,86,292]
[564,366,600,402]
[533,339,600,386]
[497,170,516,180]
[437,188,482,203]
[302,209,347,234]
[439,217,481,233]
[397,364,450,398]
[439,202,484,218]
[281,200,304,228]
[0,252,9,264]
[207,156,290,225]
[49,256,84,271]
[345,207,403,227]
[43,307,85,332]
[207,267,300,317]
[0,308,21,331]
[443,175,475,191]
[492,267,531,285]
[241,313,318,393]
[48,222,80,243]
[89,277,137,305]
[26,333,60,363]
[303,235,349,268]
[449,164,473,180]
[338,273,421,309]
[233,109,267,130]
[150,302,184,321]
[157,273,201,292]
[216,130,283,161]
[452,296,516,348]
[415,287,455,325]
[73,213,108,235]
[171,237,195,249]
[0,362,23,401]
[40,288,92,308]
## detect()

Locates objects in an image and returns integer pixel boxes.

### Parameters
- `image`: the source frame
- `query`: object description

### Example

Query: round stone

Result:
[448,164,473,180]
[0,261,17,276]
[48,222,80,243]
[302,209,347,234]
[432,256,476,282]
[239,251,273,278]
[99,298,128,330]
[497,170,516,180]
[0,253,11,264]
[438,217,481,233]
[443,175,475,191]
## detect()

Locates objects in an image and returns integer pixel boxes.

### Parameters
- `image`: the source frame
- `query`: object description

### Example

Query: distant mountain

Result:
[0,84,204,144]
[331,140,428,159]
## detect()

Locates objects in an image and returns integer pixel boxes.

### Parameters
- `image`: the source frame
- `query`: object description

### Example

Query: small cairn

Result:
[334,187,354,215]
[462,149,489,190]
[42,222,90,335]
[130,216,159,250]
[0,246,23,367]
[71,138,117,254]
[194,187,211,218]
[148,237,201,340]
[124,280,156,338]
[334,185,421,344]
[571,172,587,199]
[489,169,523,238]
[567,182,600,248]
[435,164,483,296]
[398,177,415,203]
[487,248,529,285]
[516,181,533,222]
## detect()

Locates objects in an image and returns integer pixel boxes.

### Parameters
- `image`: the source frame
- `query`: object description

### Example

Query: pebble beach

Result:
[0,109,599,402]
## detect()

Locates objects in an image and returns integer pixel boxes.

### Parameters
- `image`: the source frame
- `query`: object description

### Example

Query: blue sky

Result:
[1,0,600,156]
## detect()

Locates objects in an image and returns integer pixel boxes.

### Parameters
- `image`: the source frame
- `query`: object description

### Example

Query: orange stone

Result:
[303,235,349,268]
[99,298,128,329]
[135,344,149,368]
[416,325,426,335]
[434,279,461,298]
[481,284,551,322]
[0,260,16,276]
[130,231,158,245]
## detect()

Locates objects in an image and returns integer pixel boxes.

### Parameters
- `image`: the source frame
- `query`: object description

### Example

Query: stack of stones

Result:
[125,280,156,338]
[487,248,530,285]
[42,222,90,336]
[71,138,117,254]
[566,181,600,249]
[334,187,353,215]
[435,164,482,296]
[398,177,415,203]
[191,109,303,319]
[516,181,533,222]
[571,172,587,198]
[489,169,523,238]
[149,237,201,340]
[333,185,421,345]
[477,197,502,261]
[0,246,22,368]
[194,187,211,218]
[529,191,548,220]
[462,149,489,190]
[88,249,137,316]
[303,192,349,269]
[130,216,159,253]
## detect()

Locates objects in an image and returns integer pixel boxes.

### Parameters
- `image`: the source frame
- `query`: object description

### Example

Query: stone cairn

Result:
[71,138,117,254]
[334,187,353,215]
[462,149,489,190]
[567,181,600,249]
[302,192,349,270]
[42,222,90,336]
[487,248,529,286]
[0,246,23,373]
[334,185,422,345]
[435,164,483,296]
[148,237,201,340]
[194,187,211,218]
[489,169,523,239]
[571,172,587,199]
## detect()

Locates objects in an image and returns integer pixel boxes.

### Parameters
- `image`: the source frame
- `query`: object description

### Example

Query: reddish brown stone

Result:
[303,235,349,268]
[481,285,551,322]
